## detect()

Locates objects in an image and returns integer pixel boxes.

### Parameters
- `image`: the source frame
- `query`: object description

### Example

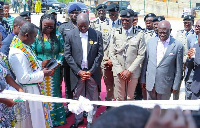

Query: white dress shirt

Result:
[157,37,170,66]
[80,31,88,69]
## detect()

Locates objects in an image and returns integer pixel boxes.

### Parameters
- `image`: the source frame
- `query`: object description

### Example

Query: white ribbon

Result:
[1,90,200,115]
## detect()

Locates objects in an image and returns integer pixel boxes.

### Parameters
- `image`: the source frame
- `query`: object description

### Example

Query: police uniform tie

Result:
[126,30,129,36]
[112,21,115,28]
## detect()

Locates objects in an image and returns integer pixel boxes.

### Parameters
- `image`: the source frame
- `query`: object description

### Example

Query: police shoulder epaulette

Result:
[116,28,122,34]
[96,19,99,24]
[192,29,195,34]
[135,27,142,32]
[106,18,109,25]
[133,28,137,34]
[118,19,121,25]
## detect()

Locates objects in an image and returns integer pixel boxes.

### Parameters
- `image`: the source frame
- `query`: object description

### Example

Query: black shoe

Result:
[70,120,84,128]
[65,109,72,117]
[83,111,88,118]
[87,122,92,128]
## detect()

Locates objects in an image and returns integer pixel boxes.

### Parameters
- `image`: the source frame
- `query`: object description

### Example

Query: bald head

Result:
[158,20,171,29]
[77,13,89,24]
[158,20,172,41]
[77,13,89,33]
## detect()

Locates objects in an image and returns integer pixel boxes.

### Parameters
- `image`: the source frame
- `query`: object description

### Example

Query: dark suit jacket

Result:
[64,27,103,91]
[0,33,14,56]
[186,43,200,94]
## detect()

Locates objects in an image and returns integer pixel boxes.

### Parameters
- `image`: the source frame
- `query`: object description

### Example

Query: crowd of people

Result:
[0,1,199,128]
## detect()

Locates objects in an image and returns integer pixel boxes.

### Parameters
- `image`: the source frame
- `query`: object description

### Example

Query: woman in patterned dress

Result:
[0,32,23,127]
[31,14,66,127]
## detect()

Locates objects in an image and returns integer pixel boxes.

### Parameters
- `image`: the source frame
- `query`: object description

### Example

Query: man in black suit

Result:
[0,16,27,56]
[64,13,103,128]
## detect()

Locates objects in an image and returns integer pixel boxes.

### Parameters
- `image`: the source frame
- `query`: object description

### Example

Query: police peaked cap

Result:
[144,13,156,21]
[20,11,31,17]
[120,9,134,18]
[68,4,81,13]
[133,12,139,17]
[183,15,194,21]
[96,4,107,10]
[153,16,165,22]
[107,3,119,12]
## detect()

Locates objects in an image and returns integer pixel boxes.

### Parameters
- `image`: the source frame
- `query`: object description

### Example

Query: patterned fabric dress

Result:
[0,54,15,128]
[31,34,66,126]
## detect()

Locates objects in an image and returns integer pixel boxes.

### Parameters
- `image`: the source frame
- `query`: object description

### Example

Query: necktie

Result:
[126,30,129,36]
[112,21,115,28]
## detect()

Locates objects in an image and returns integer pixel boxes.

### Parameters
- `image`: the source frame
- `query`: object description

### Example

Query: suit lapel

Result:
[157,37,176,67]
[74,28,83,54]
[87,28,97,55]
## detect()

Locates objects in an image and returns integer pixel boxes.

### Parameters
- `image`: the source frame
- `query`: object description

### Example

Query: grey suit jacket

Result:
[64,27,103,91]
[187,34,197,50]
[141,37,183,94]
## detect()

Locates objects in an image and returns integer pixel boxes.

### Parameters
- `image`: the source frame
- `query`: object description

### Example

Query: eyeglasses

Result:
[184,22,192,25]
[194,25,200,29]
[44,25,54,29]
[121,19,131,23]
[109,13,118,17]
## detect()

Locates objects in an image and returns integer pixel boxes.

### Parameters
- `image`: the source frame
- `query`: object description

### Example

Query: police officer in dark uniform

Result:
[20,11,31,22]
[58,4,81,40]
[58,4,81,117]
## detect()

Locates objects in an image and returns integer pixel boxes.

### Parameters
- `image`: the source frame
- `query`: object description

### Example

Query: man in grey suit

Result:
[64,13,103,128]
[141,20,183,100]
